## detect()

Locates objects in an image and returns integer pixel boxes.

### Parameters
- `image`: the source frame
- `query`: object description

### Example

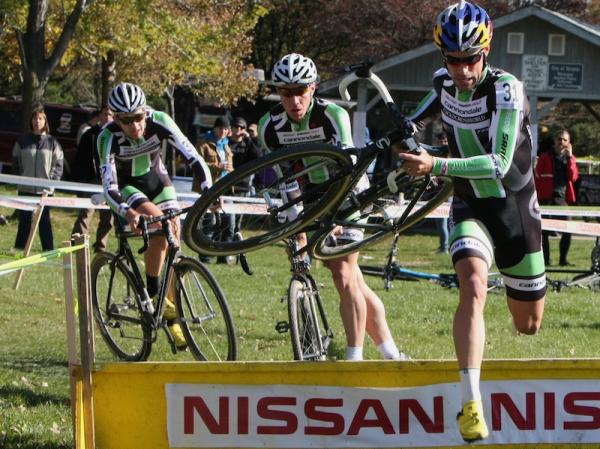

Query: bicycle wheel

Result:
[90,252,152,361]
[174,257,237,361]
[287,275,328,361]
[182,143,354,256]
[309,174,453,260]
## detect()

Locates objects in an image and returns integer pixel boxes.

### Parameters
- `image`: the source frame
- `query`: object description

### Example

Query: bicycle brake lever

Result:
[138,216,149,254]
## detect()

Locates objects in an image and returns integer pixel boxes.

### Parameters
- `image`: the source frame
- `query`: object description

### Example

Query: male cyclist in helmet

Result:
[98,82,212,350]
[259,53,406,361]
[398,2,546,442]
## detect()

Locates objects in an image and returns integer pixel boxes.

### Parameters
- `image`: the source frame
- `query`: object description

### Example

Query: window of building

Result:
[548,34,565,56]
[507,32,524,54]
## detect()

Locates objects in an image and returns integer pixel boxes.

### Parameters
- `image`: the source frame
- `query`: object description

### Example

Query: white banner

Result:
[165,380,600,448]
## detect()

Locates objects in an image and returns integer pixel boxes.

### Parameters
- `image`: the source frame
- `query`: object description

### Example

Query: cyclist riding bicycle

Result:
[98,82,212,350]
[398,2,546,442]
[259,53,407,361]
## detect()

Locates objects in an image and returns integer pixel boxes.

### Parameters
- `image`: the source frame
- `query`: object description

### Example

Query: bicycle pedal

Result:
[275,321,289,333]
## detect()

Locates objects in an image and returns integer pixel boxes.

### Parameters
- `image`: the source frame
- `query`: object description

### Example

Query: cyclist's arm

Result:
[97,128,130,218]
[430,76,525,179]
[324,103,354,148]
[153,111,212,190]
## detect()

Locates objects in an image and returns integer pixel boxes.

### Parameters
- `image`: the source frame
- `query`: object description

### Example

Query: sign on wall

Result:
[548,63,583,91]
[521,55,548,91]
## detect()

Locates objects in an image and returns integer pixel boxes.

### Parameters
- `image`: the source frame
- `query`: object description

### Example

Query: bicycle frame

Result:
[107,212,183,343]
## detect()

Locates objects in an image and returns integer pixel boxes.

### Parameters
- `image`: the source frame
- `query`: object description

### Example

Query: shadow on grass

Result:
[0,433,70,449]
[0,384,69,408]
[559,321,600,330]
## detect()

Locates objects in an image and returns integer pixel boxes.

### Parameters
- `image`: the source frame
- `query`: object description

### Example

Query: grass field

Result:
[1,184,599,448]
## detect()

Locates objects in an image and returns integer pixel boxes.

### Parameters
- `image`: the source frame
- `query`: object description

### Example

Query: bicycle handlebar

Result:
[136,207,190,254]
[338,62,419,153]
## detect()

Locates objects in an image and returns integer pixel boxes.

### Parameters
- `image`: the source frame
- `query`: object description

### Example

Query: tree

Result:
[14,0,92,130]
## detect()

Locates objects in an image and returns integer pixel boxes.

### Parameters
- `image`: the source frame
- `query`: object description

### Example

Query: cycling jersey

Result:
[98,108,211,218]
[259,97,367,243]
[409,65,545,301]
[409,66,533,200]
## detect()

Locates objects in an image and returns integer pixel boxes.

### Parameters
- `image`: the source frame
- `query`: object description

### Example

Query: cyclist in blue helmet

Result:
[399,2,546,442]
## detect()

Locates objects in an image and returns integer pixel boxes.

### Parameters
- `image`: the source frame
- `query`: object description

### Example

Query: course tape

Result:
[0,244,86,276]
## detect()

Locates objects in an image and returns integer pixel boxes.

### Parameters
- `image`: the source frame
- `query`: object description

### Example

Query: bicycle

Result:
[182,61,452,261]
[90,209,237,361]
[360,233,504,292]
[272,236,334,361]
[547,237,600,291]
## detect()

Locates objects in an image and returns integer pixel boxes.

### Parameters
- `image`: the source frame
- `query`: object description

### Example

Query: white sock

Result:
[459,368,482,404]
[345,346,363,361]
[377,340,401,360]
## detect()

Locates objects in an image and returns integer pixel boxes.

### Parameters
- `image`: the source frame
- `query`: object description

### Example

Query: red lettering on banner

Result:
[564,392,600,430]
[184,396,229,434]
[544,392,555,430]
[304,398,344,435]
[257,397,298,434]
[347,400,394,435]
[399,396,444,434]
[491,392,536,430]
[238,396,249,434]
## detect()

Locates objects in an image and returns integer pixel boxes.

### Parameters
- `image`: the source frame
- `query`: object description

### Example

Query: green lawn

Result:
[1,185,599,448]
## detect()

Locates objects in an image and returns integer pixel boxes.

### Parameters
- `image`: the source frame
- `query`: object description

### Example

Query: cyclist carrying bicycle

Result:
[98,82,212,350]
[258,53,407,361]
[397,2,546,441]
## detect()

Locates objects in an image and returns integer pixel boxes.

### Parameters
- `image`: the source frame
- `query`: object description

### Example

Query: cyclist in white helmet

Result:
[98,82,212,350]
[259,53,407,361]
[398,2,546,442]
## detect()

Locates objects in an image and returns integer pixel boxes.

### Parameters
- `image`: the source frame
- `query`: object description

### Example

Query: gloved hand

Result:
[277,203,303,224]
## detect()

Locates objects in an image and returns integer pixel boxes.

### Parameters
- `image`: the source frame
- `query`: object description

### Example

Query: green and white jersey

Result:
[258,97,353,184]
[97,108,211,217]
[408,66,534,200]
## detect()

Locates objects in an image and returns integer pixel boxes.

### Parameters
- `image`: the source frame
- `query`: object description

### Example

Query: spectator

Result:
[434,132,450,254]
[229,116,262,195]
[197,116,235,264]
[247,123,258,139]
[13,107,64,252]
[76,108,101,146]
[535,129,579,266]
[71,106,114,252]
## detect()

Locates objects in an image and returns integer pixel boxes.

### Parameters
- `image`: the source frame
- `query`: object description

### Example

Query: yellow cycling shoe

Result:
[168,322,188,350]
[163,297,178,321]
[457,400,489,442]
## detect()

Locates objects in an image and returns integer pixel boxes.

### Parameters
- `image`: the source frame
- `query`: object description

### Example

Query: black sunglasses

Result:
[117,113,145,125]
[444,52,484,66]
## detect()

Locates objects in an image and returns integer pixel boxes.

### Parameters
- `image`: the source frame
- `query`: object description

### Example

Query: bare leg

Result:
[326,253,367,347]
[453,257,489,369]
[507,296,544,335]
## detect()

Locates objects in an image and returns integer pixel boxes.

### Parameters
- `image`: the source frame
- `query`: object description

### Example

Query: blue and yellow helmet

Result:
[433,2,493,53]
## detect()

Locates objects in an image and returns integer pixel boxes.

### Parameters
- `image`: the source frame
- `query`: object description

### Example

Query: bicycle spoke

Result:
[175,257,236,361]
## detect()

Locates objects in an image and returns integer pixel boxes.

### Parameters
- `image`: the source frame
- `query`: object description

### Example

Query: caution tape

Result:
[542,218,600,237]
[0,244,86,276]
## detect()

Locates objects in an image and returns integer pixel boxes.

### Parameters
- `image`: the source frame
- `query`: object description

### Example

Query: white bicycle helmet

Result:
[272,53,318,86]
[108,82,146,113]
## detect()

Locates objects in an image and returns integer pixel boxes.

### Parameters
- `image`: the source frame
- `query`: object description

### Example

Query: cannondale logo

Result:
[375,137,391,150]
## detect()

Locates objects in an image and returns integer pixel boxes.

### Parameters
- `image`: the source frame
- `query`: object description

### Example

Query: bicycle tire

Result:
[90,252,152,361]
[309,175,453,260]
[174,257,237,361]
[287,275,328,361]
[182,143,354,256]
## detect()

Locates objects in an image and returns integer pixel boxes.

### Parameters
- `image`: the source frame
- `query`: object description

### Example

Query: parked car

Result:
[0,97,94,179]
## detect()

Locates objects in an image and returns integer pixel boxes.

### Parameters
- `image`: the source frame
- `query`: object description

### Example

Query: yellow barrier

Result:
[90,359,600,449]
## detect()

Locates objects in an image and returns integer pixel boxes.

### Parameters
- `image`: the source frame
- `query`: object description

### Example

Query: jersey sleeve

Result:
[97,127,130,218]
[324,103,354,148]
[152,111,212,190]
[432,75,525,180]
